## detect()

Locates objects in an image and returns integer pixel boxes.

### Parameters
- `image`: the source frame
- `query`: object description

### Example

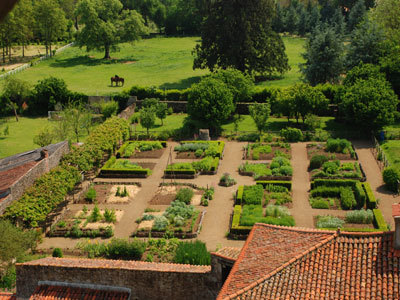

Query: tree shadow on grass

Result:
[49,56,138,68]
[159,76,203,89]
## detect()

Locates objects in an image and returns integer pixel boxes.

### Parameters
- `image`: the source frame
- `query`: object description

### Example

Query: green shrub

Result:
[242,185,264,205]
[310,186,341,198]
[192,157,215,172]
[153,216,170,231]
[265,184,288,193]
[85,186,97,203]
[103,208,117,223]
[316,216,345,228]
[345,210,373,224]
[236,186,244,204]
[363,182,377,209]
[309,155,329,170]
[240,205,264,226]
[310,198,330,209]
[322,161,340,174]
[232,205,242,227]
[100,100,119,118]
[326,138,352,154]
[106,238,145,260]
[219,173,237,186]
[383,167,400,192]
[174,241,211,265]
[164,201,195,221]
[239,162,272,179]
[176,188,194,205]
[340,187,356,210]
[354,182,366,207]
[265,205,290,218]
[52,248,63,258]
[195,149,204,157]
[89,206,102,222]
[104,226,114,238]
[280,127,303,142]
[311,179,358,189]
[256,181,292,190]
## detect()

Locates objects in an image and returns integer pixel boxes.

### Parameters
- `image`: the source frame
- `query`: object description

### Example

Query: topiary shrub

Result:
[310,155,329,170]
[383,167,400,192]
[52,248,63,258]
[280,127,303,142]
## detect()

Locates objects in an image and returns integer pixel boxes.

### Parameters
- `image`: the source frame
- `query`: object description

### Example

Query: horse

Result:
[111,75,124,87]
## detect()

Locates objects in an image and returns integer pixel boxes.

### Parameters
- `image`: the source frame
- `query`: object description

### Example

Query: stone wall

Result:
[118,103,136,120]
[16,258,222,300]
[0,141,69,214]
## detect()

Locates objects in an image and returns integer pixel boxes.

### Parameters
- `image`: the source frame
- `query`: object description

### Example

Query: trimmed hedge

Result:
[373,209,388,231]
[363,182,377,209]
[164,169,197,175]
[256,181,292,191]
[179,141,225,158]
[4,117,130,228]
[311,179,359,189]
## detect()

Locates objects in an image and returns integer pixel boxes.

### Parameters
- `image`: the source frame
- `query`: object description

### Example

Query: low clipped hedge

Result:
[362,182,377,209]
[256,181,292,191]
[100,157,152,177]
[311,179,360,189]
[179,141,225,158]
[236,186,244,204]
[373,209,388,231]
[229,205,253,237]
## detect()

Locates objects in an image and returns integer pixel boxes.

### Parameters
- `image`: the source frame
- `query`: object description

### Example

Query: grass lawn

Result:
[256,36,306,89]
[9,37,209,95]
[6,36,305,95]
[381,140,400,170]
[0,116,94,159]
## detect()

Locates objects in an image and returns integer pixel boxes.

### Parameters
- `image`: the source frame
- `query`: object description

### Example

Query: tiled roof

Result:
[219,224,400,300]
[20,257,211,273]
[213,247,242,262]
[0,293,16,300]
[218,224,335,299]
[30,285,129,300]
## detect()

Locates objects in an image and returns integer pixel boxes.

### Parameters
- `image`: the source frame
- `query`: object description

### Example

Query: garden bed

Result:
[309,160,365,181]
[174,141,225,159]
[243,142,291,160]
[239,157,293,181]
[100,157,153,178]
[230,184,295,238]
[48,207,121,238]
[150,185,205,205]
[307,139,357,160]
[313,210,377,231]
[134,200,206,239]
[76,183,141,204]
[117,141,167,159]
[164,157,220,178]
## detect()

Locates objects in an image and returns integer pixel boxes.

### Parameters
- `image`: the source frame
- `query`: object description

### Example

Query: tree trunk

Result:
[22,41,25,57]
[8,45,11,61]
[2,45,5,63]
[104,44,110,59]
[45,44,48,56]
[13,105,18,122]
[49,44,52,57]
[75,17,79,31]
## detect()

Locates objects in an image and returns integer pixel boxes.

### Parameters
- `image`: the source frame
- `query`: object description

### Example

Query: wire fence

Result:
[0,42,75,80]
[372,135,391,171]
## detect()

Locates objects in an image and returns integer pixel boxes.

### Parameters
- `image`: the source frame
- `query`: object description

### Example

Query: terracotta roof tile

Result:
[0,293,16,300]
[30,285,129,300]
[19,257,211,273]
[217,224,335,299]
[393,203,400,217]
[219,225,399,300]
[212,247,242,262]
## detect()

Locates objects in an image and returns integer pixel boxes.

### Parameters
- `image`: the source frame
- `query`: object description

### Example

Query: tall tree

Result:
[249,103,271,134]
[347,0,366,32]
[193,0,289,76]
[11,0,34,57]
[300,26,345,85]
[346,19,386,69]
[0,10,16,62]
[34,0,67,56]
[75,0,147,59]
[371,0,400,44]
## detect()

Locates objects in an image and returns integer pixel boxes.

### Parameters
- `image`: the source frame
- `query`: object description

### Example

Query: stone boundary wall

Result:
[0,141,69,214]
[16,260,221,300]
[118,103,136,120]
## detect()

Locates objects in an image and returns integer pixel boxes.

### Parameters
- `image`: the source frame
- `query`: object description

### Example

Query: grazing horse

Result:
[111,75,124,87]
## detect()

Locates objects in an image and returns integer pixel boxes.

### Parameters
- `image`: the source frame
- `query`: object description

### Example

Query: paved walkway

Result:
[353,140,400,229]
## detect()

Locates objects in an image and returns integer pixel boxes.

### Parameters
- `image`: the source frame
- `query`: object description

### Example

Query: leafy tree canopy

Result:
[371,0,400,44]
[193,0,289,76]
[75,0,148,59]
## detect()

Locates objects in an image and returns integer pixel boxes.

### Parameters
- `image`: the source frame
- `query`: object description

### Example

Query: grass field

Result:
[6,36,305,95]
[381,140,400,170]
[0,117,94,159]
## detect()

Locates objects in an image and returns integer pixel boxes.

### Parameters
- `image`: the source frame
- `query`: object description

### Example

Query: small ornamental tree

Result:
[140,106,156,136]
[187,77,234,132]
[156,102,168,125]
[249,103,271,134]
[340,78,399,130]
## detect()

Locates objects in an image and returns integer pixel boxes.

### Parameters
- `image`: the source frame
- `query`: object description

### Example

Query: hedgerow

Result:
[3,117,130,228]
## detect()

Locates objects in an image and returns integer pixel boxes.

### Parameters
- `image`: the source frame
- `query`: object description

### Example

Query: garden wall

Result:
[0,141,69,214]
[16,258,222,300]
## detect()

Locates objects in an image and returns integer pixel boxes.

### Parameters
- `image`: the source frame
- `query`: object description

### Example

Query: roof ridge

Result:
[18,257,210,271]
[252,223,337,234]
[223,233,338,300]
[339,230,391,236]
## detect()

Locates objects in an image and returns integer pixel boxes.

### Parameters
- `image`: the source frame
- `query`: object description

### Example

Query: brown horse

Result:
[111,75,124,87]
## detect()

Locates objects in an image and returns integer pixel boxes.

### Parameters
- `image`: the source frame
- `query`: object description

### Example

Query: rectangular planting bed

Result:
[76,183,141,204]
[307,138,357,160]
[164,157,220,179]
[239,156,293,181]
[100,157,153,178]
[230,183,295,239]
[174,141,225,159]
[243,142,291,160]
[309,160,366,181]
[117,141,167,159]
